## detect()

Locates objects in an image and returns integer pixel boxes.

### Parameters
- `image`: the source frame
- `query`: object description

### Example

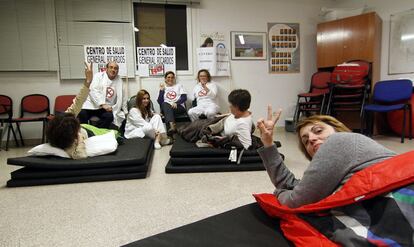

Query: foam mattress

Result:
[122,203,292,247]
[7,138,154,187]
[166,136,268,173]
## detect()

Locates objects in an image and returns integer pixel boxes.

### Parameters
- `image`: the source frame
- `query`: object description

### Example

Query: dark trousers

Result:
[78,109,114,129]
[161,102,186,123]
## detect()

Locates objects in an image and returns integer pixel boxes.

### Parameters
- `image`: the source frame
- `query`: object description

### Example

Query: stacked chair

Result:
[326,60,371,126]
[293,71,331,124]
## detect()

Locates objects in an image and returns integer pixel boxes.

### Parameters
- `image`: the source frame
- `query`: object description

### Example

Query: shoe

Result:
[154,142,162,150]
[167,122,177,136]
[160,136,173,146]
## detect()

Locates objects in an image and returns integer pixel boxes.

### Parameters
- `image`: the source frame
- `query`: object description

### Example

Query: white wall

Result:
[323,0,414,82]
[1,0,336,140]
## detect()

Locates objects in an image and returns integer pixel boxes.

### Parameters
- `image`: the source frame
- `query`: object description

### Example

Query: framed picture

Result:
[230,31,267,60]
[267,23,300,73]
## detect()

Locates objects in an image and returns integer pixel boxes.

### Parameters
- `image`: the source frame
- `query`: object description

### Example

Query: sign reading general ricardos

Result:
[136,47,176,77]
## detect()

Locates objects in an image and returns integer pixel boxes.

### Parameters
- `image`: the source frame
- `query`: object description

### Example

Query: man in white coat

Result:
[78,62,128,129]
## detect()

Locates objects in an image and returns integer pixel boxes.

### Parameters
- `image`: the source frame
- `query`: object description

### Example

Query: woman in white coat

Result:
[188,69,219,121]
[124,90,172,149]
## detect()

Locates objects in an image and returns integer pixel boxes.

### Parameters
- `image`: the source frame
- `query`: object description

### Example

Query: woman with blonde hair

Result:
[125,90,172,149]
[256,106,396,208]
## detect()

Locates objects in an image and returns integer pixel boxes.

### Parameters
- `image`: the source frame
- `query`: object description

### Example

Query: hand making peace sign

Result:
[84,62,93,87]
[256,105,282,148]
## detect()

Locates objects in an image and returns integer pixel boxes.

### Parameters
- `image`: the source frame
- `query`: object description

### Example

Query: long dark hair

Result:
[135,89,153,119]
[47,113,80,149]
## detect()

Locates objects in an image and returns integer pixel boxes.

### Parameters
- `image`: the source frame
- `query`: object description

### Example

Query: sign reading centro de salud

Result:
[136,47,176,77]
[84,45,127,76]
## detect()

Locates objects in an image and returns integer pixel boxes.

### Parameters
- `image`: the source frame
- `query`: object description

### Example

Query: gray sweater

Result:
[257,132,396,208]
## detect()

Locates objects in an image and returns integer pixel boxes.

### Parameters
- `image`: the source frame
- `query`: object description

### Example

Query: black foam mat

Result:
[123,203,292,247]
[10,164,148,179]
[170,155,262,165]
[7,172,147,187]
[170,136,260,158]
[165,160,265,173]
[7,139,155,187]
[7,138,153,170]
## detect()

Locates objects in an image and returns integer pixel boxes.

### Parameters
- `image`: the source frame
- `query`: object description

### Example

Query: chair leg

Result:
[10,123,19,147]
[401,107,406,143]
[369,111,375,137]
[6,123,11,151]
[320,95,326,114]
[361,110,366,135]
[409,104,412,140]
[16,122,25,146]
[41,120,46,143]
[293,98,301,126]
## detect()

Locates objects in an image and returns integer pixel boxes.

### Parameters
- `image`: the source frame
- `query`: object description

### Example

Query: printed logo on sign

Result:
[166,91,177,100]
[198,89,207,97]
[106,87,115,98]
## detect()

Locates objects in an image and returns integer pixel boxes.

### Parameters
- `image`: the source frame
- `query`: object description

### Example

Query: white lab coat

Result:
[124,108,165,139]
[82,71,128,127]
[188,81,219,121]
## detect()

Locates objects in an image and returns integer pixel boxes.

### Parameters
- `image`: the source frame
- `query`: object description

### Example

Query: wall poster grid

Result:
[268,23,300,73]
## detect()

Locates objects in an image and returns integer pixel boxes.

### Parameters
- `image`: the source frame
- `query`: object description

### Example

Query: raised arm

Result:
[257,106,300,196]
[157,83,165,105]
[65,62,93,116]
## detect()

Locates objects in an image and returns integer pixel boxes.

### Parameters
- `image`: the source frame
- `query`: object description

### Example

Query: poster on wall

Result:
[267,23,300,73]
[136,47,176,77]
[84,45,127,76]
[200,31,227,48]
[197,47,231,76]
[230,32,267,60]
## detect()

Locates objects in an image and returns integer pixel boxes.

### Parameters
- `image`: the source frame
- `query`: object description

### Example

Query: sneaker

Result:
[154,142,162,150]
[160,137,173,146]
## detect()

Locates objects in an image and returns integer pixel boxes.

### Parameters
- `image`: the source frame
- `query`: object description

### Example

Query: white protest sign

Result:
[84,45,127,76]
[136,47,176,77]
[197,47,230,76]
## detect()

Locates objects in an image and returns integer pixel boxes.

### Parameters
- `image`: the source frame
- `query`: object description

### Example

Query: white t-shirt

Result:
[222,114,253,149]
[193,82,218,106]
[105,81,117,105]
[164,84,186,106]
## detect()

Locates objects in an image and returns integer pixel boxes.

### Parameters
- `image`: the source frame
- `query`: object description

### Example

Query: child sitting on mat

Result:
[179,89,254,150]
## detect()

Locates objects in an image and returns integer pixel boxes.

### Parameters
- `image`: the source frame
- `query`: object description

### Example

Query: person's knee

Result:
[188,108,196,116]
[101,112,114,122]
[205,109,217,118]
[152,114,162,122]
[78,110,89,123]
[161,102,171,110]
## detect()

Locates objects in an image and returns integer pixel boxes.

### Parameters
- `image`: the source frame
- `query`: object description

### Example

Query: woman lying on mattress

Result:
[124,89,173,149]
[46,62,96,159]
[257,106,396,208]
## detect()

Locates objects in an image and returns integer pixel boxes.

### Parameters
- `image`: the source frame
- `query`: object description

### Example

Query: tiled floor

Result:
[0,131,413,246]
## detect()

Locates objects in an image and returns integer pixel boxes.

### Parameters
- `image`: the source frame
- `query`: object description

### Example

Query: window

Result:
[133,3,189,71]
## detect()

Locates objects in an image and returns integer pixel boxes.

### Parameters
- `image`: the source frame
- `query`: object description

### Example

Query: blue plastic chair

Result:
[363,79,412,143]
